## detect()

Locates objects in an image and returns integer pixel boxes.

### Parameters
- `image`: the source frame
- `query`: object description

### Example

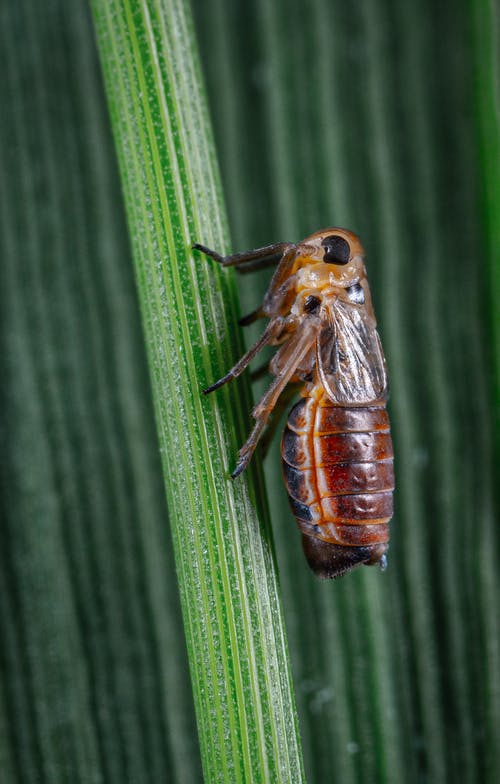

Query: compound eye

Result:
[321,235,350,265]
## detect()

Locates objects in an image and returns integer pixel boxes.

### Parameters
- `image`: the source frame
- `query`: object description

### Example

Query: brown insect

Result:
[194,228,394,578]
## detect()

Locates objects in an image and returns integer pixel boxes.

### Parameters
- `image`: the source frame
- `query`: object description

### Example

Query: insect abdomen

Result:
[281,392,394,578]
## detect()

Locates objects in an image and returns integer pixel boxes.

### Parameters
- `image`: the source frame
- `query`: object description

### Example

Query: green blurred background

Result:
[1,0,498,782]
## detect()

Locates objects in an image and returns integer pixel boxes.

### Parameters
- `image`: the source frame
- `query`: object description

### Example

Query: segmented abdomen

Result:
[281,389,394,578]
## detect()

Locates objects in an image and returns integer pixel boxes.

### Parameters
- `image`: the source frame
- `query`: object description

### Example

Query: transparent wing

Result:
[317,299,388,404]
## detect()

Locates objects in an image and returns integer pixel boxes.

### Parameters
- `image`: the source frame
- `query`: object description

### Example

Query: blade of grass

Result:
[90,1,305,781]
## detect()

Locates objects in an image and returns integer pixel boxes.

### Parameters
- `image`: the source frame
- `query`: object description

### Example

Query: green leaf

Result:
[90,0,304,782]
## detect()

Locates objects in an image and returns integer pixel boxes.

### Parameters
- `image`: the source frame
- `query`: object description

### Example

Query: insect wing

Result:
[317,299,387,404]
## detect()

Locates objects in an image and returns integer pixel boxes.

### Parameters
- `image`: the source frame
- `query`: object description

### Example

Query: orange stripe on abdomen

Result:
[282,392,394,554]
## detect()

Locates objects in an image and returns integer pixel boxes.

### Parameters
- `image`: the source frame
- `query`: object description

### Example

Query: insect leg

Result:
[203,317,283,395]
[232,320,320,478]
[258,382,301,460]
[238,307,265,327]
[249,360,271,382]
[193,241,293,269]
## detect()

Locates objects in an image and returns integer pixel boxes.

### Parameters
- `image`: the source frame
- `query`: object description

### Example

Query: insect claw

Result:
[203,375,232,395]
[192,243,225,264]
[231,443,254,478]
[230,460,246,480]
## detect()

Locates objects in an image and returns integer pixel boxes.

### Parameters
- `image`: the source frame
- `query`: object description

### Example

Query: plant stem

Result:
[90,1,305,781]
